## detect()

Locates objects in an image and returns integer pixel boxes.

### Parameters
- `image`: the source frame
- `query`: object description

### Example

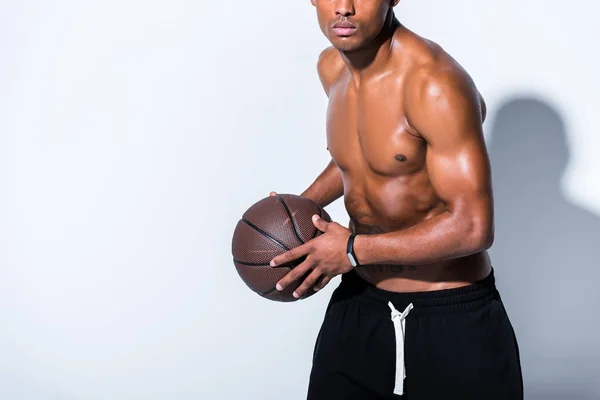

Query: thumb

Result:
[269,191,278,197]
[312,214,329,232]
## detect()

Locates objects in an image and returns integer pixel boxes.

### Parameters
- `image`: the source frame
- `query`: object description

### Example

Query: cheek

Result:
[363,7,389,37]
[314,7,328,32]
[317,16,330,38]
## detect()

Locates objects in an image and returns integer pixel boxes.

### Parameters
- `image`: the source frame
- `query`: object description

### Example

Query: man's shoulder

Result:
[317,46,345,96]
[402,38,483,117]
[405,40,476,99]
[397,32,486,131]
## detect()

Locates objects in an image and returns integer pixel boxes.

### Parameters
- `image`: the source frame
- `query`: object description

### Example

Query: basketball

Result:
[231,193,332,302]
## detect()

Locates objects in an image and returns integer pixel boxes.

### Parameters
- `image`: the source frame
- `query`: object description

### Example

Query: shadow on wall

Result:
[487,97,600,400]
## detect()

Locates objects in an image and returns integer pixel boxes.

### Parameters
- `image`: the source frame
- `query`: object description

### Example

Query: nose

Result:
[335,0,355,17]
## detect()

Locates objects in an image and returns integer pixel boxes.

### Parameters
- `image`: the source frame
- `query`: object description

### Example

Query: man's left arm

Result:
[354,67,494,266]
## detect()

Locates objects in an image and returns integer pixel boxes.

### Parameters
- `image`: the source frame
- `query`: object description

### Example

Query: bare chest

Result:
[326,79,425,177]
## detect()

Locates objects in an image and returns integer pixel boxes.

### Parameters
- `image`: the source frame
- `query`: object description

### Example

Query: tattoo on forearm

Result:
[374,265,418,273]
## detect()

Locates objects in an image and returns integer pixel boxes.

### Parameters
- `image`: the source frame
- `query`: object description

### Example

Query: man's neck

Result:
[340,14,401,86]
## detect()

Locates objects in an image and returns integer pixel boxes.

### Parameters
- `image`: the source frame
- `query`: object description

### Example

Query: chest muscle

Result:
[326,80,425,177]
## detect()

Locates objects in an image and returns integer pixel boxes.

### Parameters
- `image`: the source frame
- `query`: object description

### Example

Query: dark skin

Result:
[270,0,493,299]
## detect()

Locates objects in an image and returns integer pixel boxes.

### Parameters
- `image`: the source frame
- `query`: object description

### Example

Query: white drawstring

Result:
[388,301,414,396]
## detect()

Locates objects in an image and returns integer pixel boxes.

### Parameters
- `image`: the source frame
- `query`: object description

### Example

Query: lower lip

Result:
[332,27,356,36]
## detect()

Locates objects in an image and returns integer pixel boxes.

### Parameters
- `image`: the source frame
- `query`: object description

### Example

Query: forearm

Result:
[301,159,344,208]
[354,210,493,266]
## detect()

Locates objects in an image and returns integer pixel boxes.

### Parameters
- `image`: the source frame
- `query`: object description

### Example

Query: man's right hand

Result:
[268,190,331,291]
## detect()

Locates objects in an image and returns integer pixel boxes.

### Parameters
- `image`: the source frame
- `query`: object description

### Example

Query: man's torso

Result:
[321,27,492,292]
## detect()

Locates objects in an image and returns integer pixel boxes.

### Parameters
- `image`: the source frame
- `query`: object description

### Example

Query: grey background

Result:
[488,97,600,399]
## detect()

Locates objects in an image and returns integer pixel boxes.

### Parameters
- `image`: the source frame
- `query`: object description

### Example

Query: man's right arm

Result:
[301,159,343,208]
[301,47,345,208]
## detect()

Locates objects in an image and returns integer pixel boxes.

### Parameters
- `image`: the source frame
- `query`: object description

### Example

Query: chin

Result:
[329,37,365,52]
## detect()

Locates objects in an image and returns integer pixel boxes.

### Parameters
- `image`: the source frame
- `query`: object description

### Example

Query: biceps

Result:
[426,138,492,215]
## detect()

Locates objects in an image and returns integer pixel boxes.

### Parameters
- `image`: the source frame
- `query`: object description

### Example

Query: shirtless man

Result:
[268,1,523,399]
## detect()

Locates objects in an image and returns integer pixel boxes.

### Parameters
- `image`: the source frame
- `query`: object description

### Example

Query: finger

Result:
[312,214,330,232]
[292,267,323,299]
[314,275,333,292]
[276,257,316,292]
[313,274,326,291]
[270,242,311,267]
[269,191,277,197]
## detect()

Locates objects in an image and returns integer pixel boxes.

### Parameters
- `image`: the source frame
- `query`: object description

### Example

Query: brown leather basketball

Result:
[231,194,331,302]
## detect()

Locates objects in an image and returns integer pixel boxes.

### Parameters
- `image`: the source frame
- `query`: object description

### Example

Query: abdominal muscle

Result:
[344,176,492,293]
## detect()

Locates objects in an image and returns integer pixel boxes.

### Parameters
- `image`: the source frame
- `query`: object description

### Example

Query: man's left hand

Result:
[270,215,354,299]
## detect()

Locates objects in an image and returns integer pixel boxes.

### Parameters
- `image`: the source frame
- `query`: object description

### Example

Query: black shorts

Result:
[307,269,523,400]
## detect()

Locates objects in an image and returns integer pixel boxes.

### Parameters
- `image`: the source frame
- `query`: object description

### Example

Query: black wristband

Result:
[346,233,360,267]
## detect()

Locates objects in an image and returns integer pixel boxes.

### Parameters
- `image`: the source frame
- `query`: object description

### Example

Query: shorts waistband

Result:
[339,268,499,315]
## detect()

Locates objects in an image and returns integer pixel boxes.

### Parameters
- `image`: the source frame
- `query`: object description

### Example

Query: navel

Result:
[395,154,407,162]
